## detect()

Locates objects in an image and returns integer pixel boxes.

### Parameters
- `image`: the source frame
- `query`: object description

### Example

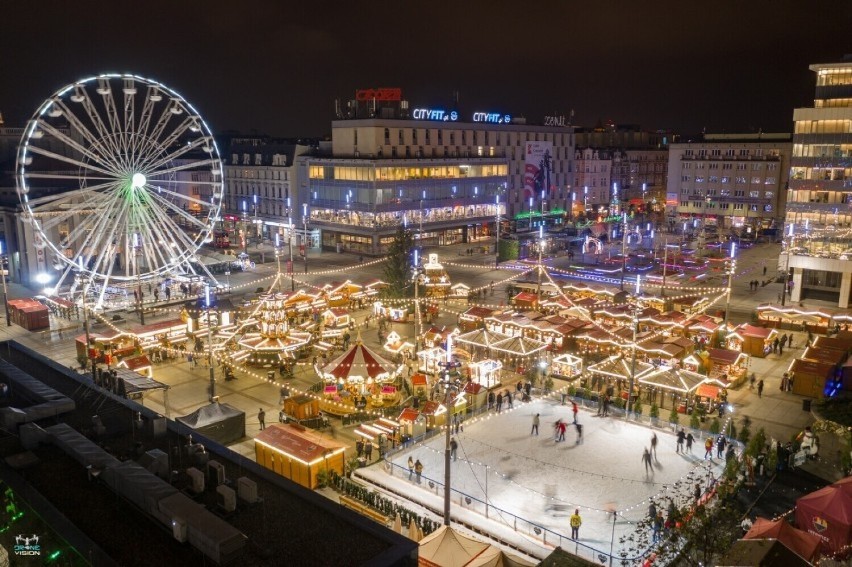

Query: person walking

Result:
[496,392,503,413]
[258,408,266,431]
[788,333,794,348]
[531,413,540,436]
[686,432,694,453]
[364,440,373,462]
[488,391,495,410]
[676,428,685,453]
[704,437,713,460]
[569,509,582,540]
[356,439,364,457]
[408,456,415,480]
[757,379,764,398]
[651,433,658,461]
[642,448,653,475]
[414,459,423,483]
[450,437,458,461]
[716,434,727,459]
[506,389,514,409]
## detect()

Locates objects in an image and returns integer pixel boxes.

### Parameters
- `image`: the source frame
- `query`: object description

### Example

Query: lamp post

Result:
[288,217,295,292]
[274,233,282,291]
[412,251,423,355]
[133,236,145,325]
[495,195,501,268]
[440,335,461,526]
[723,242,737,340]
[302,203,309,274]
[626,275,642,417]
[205,284,216,402]
[0,242,9,326]
[584,186,588,220]
[620,213,628,291]
[536,225,545,296]
[782,222,793,306]
[241,199,248,255]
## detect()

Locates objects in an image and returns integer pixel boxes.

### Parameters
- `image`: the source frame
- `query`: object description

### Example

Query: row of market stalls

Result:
[755,303,852,334]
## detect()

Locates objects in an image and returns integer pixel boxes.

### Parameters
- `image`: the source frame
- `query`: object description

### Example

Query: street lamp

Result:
[439,335,461,527]
[288,217,295,292]
[274,232,282,291]
[412,250,423,355]
[625,275,642,417]
[723,242,737,341]
[536,225,545,296]
[620,213,628,291]
[302,203,309,274]
[495,195,501,268]
[133,234,144,325]
[241,199,248,254]
[0,242,9,326]
[782,222,794,306]
[204,284,216,402]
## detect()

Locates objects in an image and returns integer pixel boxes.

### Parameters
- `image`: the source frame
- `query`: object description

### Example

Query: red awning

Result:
[695,384,720,399]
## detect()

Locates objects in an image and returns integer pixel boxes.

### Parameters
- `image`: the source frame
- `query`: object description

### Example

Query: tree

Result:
[382,227,415,297]
[659,500,743,566]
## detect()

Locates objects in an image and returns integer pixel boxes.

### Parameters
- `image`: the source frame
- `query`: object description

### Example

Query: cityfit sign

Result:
[355,88,402,101]
[412,108,458,121]
[473,112,511,124]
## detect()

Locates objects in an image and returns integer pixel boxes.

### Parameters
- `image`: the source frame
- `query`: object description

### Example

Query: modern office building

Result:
[299,89,575,255]
[667,133,791,233]
[783,56,852,307]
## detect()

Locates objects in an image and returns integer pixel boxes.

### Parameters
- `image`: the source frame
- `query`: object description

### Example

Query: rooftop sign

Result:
[355,88,402,101]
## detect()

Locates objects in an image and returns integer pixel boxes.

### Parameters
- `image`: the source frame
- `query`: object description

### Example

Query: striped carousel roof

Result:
[321,341,399,381]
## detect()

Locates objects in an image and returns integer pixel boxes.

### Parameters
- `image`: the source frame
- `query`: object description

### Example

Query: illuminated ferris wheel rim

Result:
[15,72,224,290]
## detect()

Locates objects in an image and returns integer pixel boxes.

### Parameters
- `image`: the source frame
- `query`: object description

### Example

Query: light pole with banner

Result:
[0,241,9,326]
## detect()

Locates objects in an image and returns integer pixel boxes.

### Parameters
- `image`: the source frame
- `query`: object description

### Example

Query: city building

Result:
[667,133,791,234]
[572,147,613,216]
[574,124,670,216]
[783,56,852,307]
[297,89,574,255]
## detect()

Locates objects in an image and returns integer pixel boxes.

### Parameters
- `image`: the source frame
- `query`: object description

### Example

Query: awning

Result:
[695,383,720,399]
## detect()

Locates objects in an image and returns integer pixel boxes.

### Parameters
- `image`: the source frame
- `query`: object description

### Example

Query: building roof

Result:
[255,423,345,463]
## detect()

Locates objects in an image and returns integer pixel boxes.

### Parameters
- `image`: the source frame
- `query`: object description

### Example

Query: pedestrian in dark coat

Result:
[496,392,503,413]
[716,435,727,459]
[258,408,265,430]
[450,437,458,461]
[686,432,694,452]
[757,379,764,397]
[488,391,495,410]
[642,448,653,475]
[356,439,364,457]
[574,422,583,444]
[364,440,373,461]
[415,459,423,483]
[676,428,686,453]
[651,433,658,460]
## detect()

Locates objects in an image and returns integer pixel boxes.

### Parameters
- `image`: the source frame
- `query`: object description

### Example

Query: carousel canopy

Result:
[638,366,707,394]
[490,335,548,357]
[321,341,400,382]
[455,328,506,349]
[587,355,654,381]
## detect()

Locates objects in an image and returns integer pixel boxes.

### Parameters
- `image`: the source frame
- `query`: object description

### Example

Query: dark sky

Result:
[2,0,850,137]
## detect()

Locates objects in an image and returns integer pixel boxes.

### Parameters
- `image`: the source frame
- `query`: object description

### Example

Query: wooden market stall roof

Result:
[789,358,836,379]
[801,346,847,366]
[733,324,774,339]
[255,423,345,464]
[707,348,747,366]
[460,306,499,320]
[455,328,505,349]
[813,336,852,352]
[694,378,729,400]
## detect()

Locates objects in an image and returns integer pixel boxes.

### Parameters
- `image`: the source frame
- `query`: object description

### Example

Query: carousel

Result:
[319,338,403,407]
[421,253,452,297]
[551,353,583,381]
[236,292,313,367]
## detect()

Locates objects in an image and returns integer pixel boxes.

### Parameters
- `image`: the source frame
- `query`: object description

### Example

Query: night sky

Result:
[2,0,850,138]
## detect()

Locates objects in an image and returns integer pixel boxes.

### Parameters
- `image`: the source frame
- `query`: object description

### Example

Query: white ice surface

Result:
[356,398,725,562]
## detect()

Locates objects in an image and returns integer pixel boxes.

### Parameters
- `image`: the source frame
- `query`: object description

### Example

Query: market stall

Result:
[638,366,709,411]
[319,340,402,398]
[551,353,583,380]
[789,358,839,398]
[585,354,654,393]
[468,359,502,389]
[458,306,498,332]
[755,303,834,333]
[417,347,447,374]
[254,423,346,489]
[706,348,750,385]
[727,324,777,358]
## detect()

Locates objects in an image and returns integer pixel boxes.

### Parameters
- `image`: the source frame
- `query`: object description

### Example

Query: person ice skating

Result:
[531,413,540,436]
[686,432,694,453]
[415,459,423,483]
[642,448,653,475]
[757,379,764,398]
[572,401,579,424]
[651,433,658,460]
[704,437,713,460]
[450,437,458,461]
[676,428,685,453]
[554,419,562,441]
[408,456,414,480]
[716,434,727,459]
[258,408,266,430]
[558,420,567,442]
[574,422,583,444]
[569,509,582,540]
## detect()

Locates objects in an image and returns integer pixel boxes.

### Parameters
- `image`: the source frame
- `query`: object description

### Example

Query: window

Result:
[384,128,390,142]
[721,176,730,183]
[765,191,774,199]
[682,175,691,182]
[354,130,358,145]
[709,176,719,183]
[749,191,759,198]
[698,149,707,157]
[734,190,745,197]
[719,202,730,210]
[412,129,418,143]
[751,177,761,184]
[752,163,762,171]
[725,149,735,157]
[739,149,749,156]
[735,176,746,184]
[695,176,704,183]
[720,189,731,197]
[684,150,694,157]
[733,203,744,210]
[711,149,721,156]
[765,177,776,185]
[736,164,747,170]
[398,130,404,144]
[723,163,732,170]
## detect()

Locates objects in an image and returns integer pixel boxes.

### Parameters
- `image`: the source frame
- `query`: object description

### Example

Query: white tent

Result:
[418,526,535,567]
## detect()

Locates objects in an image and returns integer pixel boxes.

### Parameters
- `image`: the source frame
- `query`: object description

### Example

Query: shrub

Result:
[690,411,701,430]
[669,406,680,423]
[709,417,721,434]
[633,399,643,416]
[739,416,752,445]
[650,403,660,419]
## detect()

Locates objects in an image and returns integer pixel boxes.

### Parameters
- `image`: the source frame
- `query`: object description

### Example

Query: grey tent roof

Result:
[177,402,245,428]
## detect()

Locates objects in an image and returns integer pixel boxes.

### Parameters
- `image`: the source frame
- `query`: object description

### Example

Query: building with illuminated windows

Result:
[782,56,852,307]
[667,133,791,233]
[297,91,575,255]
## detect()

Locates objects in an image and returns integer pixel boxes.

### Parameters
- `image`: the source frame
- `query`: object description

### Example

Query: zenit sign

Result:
[473,112,511,124]
[412,108,458,121]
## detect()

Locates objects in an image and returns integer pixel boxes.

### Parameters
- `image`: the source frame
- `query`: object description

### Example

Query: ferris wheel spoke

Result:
[74,86,124,161]
[145,101,180,155]
[136,128,206,173]
[38,188,119,234]
[148,157,220,178]
[149,192,211,231]
[142,194,210,248]
[150,184,220,213]
[47,99,119,167]
[76,191,130,271]
[24,145,119,178]
[35,120,122,175]
[97,78,125,162]
[27,180,119,212]
[122,78,136,159]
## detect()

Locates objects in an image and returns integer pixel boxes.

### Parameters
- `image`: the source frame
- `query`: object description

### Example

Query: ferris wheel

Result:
[15,73,223,304]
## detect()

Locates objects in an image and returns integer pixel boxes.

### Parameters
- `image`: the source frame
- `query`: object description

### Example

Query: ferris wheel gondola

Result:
[15,73,223,307]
